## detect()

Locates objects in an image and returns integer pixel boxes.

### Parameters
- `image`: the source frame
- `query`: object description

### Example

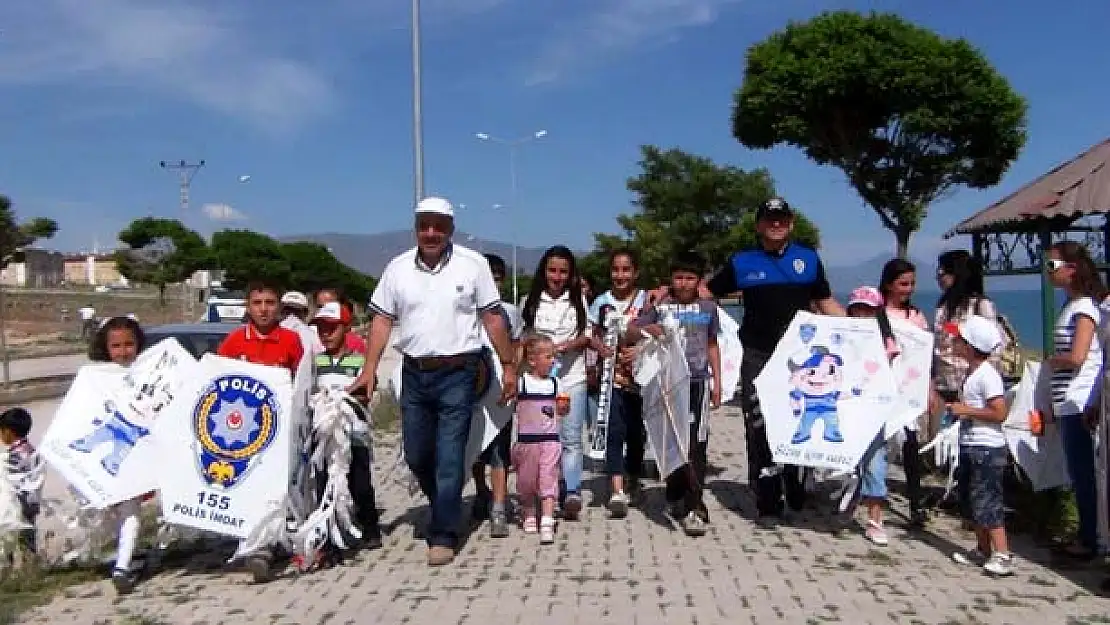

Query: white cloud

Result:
[525,0,741,86]
[0,0,335,134]
[202,203,246,222]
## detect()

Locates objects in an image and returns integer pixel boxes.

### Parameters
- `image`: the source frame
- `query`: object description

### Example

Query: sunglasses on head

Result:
[1045,258,1069,272]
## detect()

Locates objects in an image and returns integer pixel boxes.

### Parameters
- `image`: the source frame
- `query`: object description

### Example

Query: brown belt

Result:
[404,353,478,371]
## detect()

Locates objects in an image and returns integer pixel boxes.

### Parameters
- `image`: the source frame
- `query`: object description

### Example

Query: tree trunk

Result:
[158,284,167,306]
[895,227,913,259]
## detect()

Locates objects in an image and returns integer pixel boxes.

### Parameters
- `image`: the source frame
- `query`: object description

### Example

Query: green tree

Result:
[116,218,208,303]
[210,229,291,290]
[0,195,58,268]
[588,146,820,288]
[281,241,377,303]
[733,11,1028,257]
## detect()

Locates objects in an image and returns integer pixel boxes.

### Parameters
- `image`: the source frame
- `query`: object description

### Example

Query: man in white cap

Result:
[348,196,517,566]
[281,290,324,358]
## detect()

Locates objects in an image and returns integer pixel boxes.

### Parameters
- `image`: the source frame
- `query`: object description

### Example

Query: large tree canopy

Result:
[584,145,820,290]
[0,195,58,268]
[210,230,292,290]
[733,11,1027,257]
[115,218,208,303]
[210,230,376,302]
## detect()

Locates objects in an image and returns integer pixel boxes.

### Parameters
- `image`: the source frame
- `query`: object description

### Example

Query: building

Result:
[62,254,123,286]
[0,248,65,288]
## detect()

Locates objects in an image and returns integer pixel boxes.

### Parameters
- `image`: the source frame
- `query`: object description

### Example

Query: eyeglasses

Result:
[1045,258,1068,272]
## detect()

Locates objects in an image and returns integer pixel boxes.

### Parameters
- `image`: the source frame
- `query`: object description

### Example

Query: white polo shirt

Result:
[370,243,501,358]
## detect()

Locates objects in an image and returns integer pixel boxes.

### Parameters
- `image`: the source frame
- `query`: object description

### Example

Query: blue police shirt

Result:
[706,243,832,352]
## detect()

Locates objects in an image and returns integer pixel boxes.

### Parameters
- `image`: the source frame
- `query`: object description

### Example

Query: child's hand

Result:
[947,402,972,418]
[642,323,664,338]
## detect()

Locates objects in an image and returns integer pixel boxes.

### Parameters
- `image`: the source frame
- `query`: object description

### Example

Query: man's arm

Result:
[708,334,722,408]
[347,314,394,394]
[810,257,844,316]
[482,309,518,403]
[705,258,739,299]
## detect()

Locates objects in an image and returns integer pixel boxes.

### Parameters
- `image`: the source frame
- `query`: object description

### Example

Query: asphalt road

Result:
[4,354,88,382]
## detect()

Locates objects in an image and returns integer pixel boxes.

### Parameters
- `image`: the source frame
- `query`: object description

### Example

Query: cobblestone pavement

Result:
[19,405,1110,625]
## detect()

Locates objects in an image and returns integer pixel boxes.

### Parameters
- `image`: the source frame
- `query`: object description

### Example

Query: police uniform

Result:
[708,234,833,517]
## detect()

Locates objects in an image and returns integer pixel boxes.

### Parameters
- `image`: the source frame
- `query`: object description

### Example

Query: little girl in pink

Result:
[512,334,568,545]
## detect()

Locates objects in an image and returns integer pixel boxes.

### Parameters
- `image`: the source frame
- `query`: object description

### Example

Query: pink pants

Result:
[512,441,561,501]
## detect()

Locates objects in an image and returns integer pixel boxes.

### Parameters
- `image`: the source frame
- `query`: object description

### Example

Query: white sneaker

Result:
[539,517,555,545]
[983,552,1014,577]
[865,520,889,546]
[952,548,988,567]
[608,492,630,519]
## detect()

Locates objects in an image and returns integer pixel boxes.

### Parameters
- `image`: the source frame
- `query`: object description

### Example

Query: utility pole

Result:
[411,0,425,205]
[159,159,204,321]
[159,159,206,212]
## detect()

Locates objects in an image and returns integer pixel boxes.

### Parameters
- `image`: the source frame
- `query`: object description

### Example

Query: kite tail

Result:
[290,389,363,571]
[919,423,961,498]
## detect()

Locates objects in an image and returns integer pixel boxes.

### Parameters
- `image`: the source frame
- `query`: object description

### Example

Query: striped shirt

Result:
[1052,296,1102,415]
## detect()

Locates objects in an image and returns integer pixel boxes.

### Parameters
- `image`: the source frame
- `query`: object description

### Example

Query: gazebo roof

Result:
[945,138,1110,237]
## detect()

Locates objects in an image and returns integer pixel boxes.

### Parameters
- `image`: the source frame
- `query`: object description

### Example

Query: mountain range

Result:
[283,232,1036,292]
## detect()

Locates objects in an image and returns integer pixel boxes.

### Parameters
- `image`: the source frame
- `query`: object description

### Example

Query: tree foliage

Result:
[585,146,820,290]
[210,230,291,290]
[115,218,208,303]
[733,11,1027,257]
[210,230,376,302]
[0,195,58,268]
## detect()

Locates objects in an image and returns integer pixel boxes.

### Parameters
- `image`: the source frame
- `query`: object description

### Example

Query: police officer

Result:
[706,197,844,524]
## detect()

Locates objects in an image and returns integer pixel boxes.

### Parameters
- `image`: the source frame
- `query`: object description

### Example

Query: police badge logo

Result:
[793,258,806,274]
[192,374,279,490]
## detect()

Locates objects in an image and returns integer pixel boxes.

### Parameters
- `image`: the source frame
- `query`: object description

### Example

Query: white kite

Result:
[41,339,197,509]
[636,316,692,479]
[715,307,743,403]
[755,311,899,471]
[1004,361,1068,491]
[882,317,934,438]
[155,354,297,540]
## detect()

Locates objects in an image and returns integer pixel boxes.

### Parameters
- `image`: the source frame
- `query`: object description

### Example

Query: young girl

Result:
[946,315,1012,576]
[1045,241,1106,560]
[511,334,568,545]
[878,258,929,527]
[587,249,648,517]
[521,246,592,519]
[88,316,148,594]
[845,287,899,545]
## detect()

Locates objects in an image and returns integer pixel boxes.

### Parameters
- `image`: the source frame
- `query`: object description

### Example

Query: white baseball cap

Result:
[953,314,1003,354]
[281,291,309,309]
[415,196,454,218]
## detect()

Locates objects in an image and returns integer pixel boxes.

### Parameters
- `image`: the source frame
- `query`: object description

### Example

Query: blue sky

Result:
[2,0,1108,272]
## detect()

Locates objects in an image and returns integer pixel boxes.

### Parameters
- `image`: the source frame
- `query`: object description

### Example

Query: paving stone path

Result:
[18,405,1110,625]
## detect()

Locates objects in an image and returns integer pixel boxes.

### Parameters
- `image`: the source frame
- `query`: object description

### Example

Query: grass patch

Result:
[0,560,102,625]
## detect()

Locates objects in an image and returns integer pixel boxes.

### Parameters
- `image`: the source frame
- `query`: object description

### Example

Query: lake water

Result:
[722,289,1061,354]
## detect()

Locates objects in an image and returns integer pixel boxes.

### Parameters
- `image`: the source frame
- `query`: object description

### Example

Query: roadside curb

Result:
[0,375,75,406]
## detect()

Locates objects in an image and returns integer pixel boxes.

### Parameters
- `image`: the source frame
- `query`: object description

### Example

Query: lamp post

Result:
[474,129,547,303]
[411,0,425,206]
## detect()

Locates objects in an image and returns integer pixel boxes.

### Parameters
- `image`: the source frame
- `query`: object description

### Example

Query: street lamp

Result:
[411,0,425,206]
[474,129,547,303]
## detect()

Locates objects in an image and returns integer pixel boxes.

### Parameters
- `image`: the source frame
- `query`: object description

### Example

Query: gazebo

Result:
[945,138,1110,356]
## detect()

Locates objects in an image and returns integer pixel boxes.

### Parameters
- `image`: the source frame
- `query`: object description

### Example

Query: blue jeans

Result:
[604,388,645,477]
[400,356,479,549]
[1059,415,1099,551]
[558,384,588,495]
[859,435,888,499]
[959,445,1008,528]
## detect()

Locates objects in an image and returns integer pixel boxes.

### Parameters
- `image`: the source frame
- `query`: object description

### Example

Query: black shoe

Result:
[908,508,927,529]
[362,526,384,550]
[111,568,139,595]
[246,553,273,583]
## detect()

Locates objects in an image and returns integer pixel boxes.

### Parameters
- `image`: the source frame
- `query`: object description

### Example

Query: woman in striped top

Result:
[1046,241,1107,560]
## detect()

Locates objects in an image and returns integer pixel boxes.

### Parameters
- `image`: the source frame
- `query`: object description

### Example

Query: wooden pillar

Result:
[1039,227,1055,358]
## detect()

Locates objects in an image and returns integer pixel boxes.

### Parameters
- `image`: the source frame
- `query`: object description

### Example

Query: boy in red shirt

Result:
[218,281,304,374]
[215,280,304,583]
